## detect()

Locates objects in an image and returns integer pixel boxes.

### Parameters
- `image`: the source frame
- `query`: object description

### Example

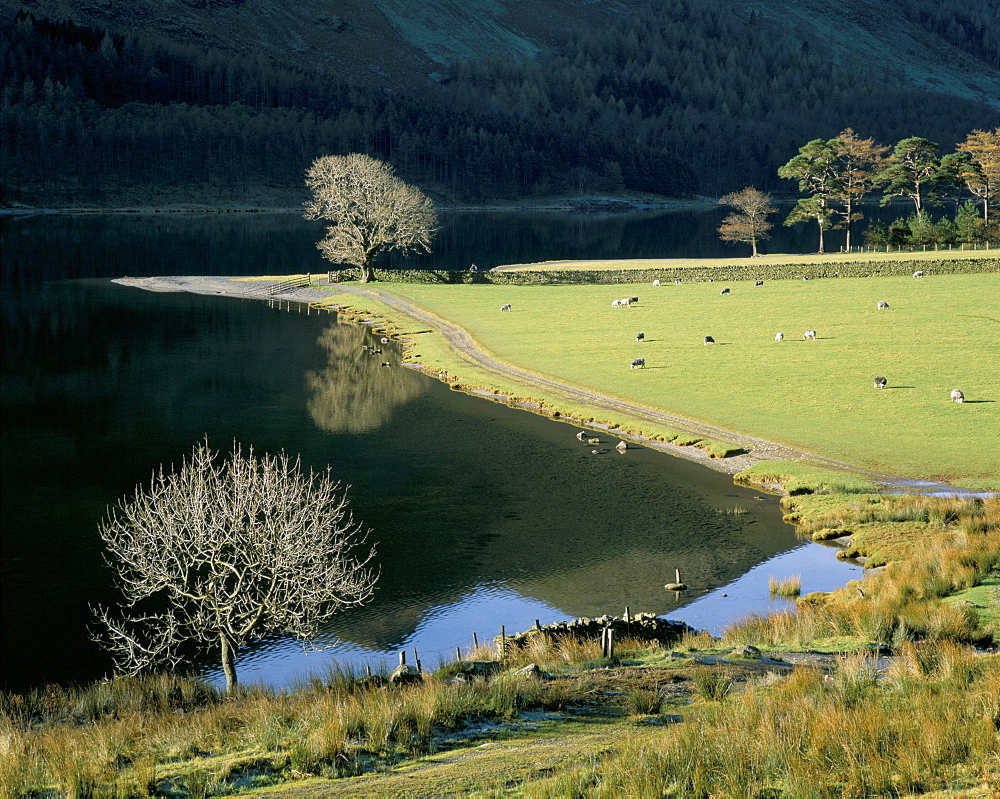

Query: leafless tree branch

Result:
[304,153,437,283]
[93,439,377,691]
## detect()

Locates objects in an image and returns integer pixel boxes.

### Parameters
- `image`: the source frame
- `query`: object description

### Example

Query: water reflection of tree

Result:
[306,321,424,433]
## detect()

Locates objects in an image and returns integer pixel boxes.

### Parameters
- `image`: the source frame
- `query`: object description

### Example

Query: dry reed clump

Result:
[623,687,665,716]
[562,652,1000,798]
[768,574,802,596]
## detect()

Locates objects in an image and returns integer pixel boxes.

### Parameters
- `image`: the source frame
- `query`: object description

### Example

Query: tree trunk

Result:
[220,633,238,693]
[844,199,854,251]
[751,235,759,257]
[358,254,376,284]
[817,216,825,253]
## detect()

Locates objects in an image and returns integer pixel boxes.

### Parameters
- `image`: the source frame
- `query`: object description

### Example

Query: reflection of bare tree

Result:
[306,321,424,433]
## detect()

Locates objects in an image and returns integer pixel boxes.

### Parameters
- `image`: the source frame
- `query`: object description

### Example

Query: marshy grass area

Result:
[374,271,998,485]
[2,479,998,797]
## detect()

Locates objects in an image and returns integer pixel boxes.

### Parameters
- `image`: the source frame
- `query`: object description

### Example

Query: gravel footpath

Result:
[112,275,931,489]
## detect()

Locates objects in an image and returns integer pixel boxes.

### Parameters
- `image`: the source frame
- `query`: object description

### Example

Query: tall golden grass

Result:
[727,495,1000,650]
[540,645,1000,798]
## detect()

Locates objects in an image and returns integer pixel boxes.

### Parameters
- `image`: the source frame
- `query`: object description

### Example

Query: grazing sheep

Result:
[703,335,715,345]
[774,332,784,342]
[873,376,887,389]
[380,362,390,367]
[500,303,512,311]
[720,287,731,295]
[674,278,682,284]
[913,270,925,278]
[380,337,389,344]
[653,279,661,286]
[877,300,890,310]
[576,431,588,441]
[802,276,809,281]
[951,389,964,403]
[803,329,817,340]
[636,332,645,342]
[587,438,600,445]
[612,298,631,308]
[631,357,646,369]
[755,280,764,287]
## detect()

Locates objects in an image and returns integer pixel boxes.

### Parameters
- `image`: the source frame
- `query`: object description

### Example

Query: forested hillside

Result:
[1,0,998,207]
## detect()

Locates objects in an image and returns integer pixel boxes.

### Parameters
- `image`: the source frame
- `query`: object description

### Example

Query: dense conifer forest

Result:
[2,0,998,206]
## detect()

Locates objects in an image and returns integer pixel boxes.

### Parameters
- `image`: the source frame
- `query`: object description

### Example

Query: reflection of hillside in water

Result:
[306,322,424,433]
[308,426,797,651]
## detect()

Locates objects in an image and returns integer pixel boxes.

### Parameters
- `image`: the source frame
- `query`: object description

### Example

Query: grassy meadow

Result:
[361,271,999,485]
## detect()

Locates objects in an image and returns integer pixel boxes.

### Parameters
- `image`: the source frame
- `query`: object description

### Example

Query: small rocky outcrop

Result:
[513,663,552,680]
[505,612,695,649]
[388,664,422,685]
[452,660,501,679]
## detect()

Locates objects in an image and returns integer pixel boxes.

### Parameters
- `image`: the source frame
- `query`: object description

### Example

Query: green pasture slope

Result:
[384,269,1000,486]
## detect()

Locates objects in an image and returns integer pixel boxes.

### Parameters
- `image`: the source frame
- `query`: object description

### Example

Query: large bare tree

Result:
[94,440,377,692]
[718,187,777,256]
[304,154,438,284]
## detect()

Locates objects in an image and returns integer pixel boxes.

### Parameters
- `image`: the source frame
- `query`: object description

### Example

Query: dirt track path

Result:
[330,283,911,485]
[113,276,920,487]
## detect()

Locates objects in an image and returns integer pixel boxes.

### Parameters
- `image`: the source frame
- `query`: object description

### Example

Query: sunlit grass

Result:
[768,574,802,596]
[368,272,1000,482]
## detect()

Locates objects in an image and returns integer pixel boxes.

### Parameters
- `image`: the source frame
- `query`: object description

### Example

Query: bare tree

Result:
[718,187,777,256]
[94,440,377,692]
[304,154,438,284]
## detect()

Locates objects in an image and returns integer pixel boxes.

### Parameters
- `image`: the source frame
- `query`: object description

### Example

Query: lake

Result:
[0,210,863,692]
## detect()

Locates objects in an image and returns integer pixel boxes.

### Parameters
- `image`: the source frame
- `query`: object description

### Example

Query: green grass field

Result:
[373,273,999,485]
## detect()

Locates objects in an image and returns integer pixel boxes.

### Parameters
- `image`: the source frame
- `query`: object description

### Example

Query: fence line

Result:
[266,274,312,296]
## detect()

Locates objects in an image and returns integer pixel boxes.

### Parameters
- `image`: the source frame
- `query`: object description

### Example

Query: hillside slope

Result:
[0,0,626,86]
[2,0,998,206]
[3,0,997,107]
[751,0,1000,110]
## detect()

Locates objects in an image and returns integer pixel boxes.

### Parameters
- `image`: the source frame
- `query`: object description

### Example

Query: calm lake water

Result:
[0,210,863,692]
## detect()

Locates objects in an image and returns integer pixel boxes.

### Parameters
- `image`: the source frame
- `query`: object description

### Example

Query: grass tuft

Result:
[768,574,802,596]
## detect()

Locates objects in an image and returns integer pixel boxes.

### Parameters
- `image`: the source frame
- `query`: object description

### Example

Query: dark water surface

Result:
[0,212,860,691]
